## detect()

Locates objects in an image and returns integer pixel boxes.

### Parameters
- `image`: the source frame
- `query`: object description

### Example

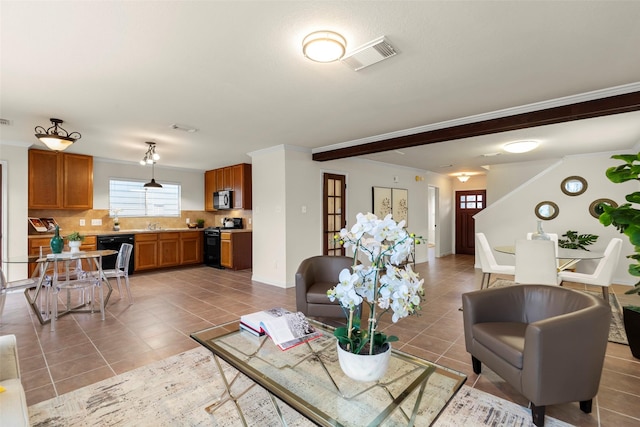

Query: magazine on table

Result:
[240,307,321,350]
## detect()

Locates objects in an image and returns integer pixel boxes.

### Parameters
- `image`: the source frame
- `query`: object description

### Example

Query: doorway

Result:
[455,189,486,255]
[323,173,346,256]
[427,185,438,258]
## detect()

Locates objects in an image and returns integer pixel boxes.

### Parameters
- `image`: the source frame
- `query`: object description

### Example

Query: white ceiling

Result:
[2,1,640,176]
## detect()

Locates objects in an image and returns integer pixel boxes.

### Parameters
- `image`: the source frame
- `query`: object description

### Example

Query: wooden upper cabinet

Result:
[28,150,63,209]
[204,170,217,212]
[204,163,252,211]
[231,163,252,210]
[28,149,93,209]
[62,153,93,209]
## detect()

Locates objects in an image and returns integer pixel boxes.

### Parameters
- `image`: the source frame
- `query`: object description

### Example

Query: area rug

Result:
[28,347,571,426]
[489,279,628,345]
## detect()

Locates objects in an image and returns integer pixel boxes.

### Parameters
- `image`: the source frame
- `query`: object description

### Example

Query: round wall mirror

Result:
[561,176,588,196]
[535,201,559,220]
[589,198,618,218]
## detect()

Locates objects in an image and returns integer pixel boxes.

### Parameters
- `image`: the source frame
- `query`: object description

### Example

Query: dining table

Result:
[493,245,604,271]
[3,249,117,325]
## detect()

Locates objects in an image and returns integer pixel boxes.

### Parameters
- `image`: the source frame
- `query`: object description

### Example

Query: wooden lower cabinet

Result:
[220,232,252,270]
[180,232,202,264]
[135,231,203,271]
[134,233,158,271]
[158,233,180,267]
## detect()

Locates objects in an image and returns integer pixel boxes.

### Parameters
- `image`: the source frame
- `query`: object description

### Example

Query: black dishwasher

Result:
[97,234,135,273]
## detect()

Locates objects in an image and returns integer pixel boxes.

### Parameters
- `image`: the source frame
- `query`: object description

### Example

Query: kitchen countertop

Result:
[28,228,253,239]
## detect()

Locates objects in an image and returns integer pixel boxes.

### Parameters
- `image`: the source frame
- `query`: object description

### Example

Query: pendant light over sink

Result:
[141,142,162,188]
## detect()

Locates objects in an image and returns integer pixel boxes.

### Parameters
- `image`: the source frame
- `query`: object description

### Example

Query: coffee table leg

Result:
[204,354,256,426]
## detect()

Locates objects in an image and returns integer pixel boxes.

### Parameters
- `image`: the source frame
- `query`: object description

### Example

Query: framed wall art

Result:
[372,187,409,226]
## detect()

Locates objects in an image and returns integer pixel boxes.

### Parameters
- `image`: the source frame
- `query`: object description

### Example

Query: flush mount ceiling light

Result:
[34,118,81,151]
[302,30,346,63]
[457,174,470,183]
[141,142,162,188]
[503,140,539,154]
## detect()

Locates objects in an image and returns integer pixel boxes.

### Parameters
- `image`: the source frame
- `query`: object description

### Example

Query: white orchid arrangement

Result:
[327,212,424,355]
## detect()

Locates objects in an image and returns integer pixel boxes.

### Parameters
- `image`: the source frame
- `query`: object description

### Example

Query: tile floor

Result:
[2,252,640,426]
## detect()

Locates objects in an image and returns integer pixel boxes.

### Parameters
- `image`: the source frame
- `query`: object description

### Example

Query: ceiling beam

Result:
[312,91,640,162]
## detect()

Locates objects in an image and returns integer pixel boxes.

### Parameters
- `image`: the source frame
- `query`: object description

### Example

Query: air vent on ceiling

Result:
[0,118,11,126]
[341,36,397,71]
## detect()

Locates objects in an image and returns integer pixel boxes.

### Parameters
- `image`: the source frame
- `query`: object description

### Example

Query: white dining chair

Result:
[102,243,133,305]
[515,239,560,285]
[476,232,515,289]
[558,238,623,302]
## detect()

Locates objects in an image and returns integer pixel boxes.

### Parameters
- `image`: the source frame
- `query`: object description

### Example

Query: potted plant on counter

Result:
[599,153,640,358]
[66,231,84,253]
[196,219,205,229]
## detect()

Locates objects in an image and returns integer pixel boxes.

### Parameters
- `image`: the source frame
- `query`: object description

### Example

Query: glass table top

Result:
[191,320,466,426]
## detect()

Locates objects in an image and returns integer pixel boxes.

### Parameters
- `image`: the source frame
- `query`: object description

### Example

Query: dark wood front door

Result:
[455,190,486,255]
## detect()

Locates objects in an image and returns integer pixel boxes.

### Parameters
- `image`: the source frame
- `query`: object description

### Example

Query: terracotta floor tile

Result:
[3,254,640,426]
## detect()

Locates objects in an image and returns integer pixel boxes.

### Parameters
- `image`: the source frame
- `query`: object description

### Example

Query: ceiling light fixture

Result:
[141,142,162,188]
[302,30,346,63]
[503,140,539,154]
[34,118,81,151]
[457,174,470,183]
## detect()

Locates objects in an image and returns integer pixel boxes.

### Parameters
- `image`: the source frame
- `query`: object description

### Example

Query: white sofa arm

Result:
[0,334,29,427]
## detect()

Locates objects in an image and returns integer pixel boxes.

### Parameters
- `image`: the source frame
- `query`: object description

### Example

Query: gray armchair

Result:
[462,285,610,427]
[295,255,354,318]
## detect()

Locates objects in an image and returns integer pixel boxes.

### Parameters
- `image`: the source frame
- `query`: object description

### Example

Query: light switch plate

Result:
[79,219,86,226]
[91,219,102,226]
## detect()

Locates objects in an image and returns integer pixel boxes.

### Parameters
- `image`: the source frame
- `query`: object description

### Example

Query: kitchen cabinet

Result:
[135,231,202,271]
[180,232,202,264]
[220,231,252,270]
[158,233,180,267]
[204,163,252,211]
[28,149,93,209]
[134,233,158,271]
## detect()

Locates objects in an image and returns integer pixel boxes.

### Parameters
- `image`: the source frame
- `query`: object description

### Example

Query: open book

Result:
[240,308,321,350]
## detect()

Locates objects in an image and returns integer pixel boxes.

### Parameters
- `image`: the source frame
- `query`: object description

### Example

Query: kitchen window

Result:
[109,179,181,217]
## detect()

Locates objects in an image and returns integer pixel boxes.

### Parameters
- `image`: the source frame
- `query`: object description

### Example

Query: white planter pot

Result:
[336,341,391,382]
[69,241,82,253]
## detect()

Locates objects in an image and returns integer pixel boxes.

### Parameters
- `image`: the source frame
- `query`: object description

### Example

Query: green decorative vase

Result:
[50,225,63,254]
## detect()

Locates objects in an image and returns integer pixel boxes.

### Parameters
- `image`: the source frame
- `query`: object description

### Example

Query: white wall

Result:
[251,146,452,288]
[486,159,557,202]
[93,159,204,209]
[0,143,30,280]
[475,152,638,286]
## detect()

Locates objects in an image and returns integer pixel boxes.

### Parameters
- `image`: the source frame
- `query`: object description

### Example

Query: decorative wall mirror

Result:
[535,201,559,220]
[560,176,588,196]
[589,198,618,219]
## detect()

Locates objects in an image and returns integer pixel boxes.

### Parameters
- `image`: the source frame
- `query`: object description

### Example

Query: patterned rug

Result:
[28,347,571,426]
[488,279,628,345]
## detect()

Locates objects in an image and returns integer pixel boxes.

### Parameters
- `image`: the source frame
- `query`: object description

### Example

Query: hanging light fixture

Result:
[34,118,81,151]
[457,174,470,183]
[141,142,162,188]
[302,30,347,63]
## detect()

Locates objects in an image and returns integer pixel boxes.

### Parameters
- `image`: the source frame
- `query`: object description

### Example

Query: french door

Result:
[323,173,346,256]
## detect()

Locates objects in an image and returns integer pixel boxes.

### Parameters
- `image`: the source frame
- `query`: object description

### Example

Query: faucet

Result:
[147,222,160,230]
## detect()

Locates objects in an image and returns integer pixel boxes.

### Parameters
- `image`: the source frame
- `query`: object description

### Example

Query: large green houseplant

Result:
[599,153,640,358]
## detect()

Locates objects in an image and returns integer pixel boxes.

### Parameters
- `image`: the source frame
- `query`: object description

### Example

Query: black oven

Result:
[204,228,222,269]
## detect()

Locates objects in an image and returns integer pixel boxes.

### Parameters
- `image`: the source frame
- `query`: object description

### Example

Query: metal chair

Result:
[102,243,133,304]
[558,238,623,302]
[476,232,515,289]
[515,239,560,285]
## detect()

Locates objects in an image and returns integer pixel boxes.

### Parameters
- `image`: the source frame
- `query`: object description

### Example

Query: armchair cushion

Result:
[472,322,526,369]
[295,255,354,318]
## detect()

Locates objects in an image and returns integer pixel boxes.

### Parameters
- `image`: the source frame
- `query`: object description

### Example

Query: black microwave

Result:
[214,190,233,210]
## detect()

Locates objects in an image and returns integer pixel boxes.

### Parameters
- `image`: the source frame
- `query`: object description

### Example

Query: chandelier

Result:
[34,118,81,151]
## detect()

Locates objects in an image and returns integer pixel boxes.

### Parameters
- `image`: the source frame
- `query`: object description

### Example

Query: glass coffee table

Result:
[191,320,466,426]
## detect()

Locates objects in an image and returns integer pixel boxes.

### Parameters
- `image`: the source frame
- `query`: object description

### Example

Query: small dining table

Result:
[4,249,117,325]
[494,245,604,271]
